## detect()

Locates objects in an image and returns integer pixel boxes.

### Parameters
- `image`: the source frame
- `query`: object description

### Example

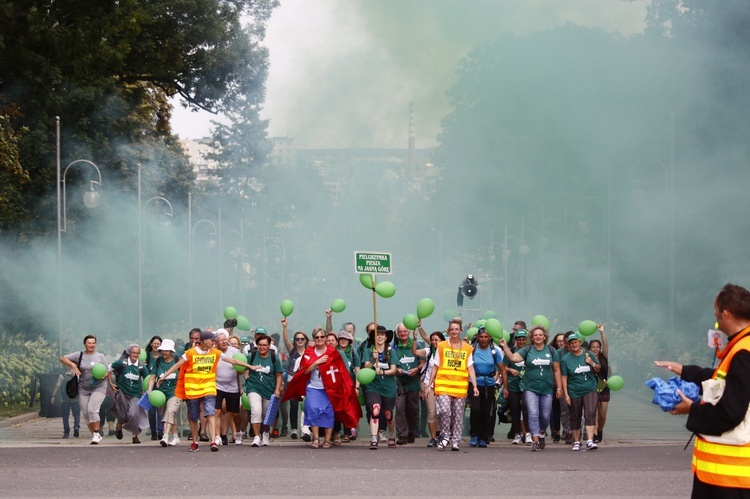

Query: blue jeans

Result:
[148,405,163,435]
[523,391,553,438]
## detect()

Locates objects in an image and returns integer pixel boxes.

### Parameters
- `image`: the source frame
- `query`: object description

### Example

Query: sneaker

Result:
[160,435,169,447]
[90,432,102,445]
[251,435,261,447]
[115,427,123,440]
[150,434,158,441]
[280,426,288,437]
[478,439,488,448]
[565,433,573,445]
[553,433,561,443]
[378,430,387,443]
[470,436,479,447]
[107,429,116,437]
[189,442,199,452]
[407,432,416,444]
[586,440,598,450]
[388,437,396,448]
[301,432,312,442]
[132,435,141,444]
[214,436,222,447]
[271,428,280,438]
[572,441,581,451]
[262,432,270,446]
[74,428,79,438]
[427,438,437,448]
[396,437,407,445]
[451,443,460,451]
[531,441,541,452]
[437,438,449,451]
[539,437,546,450]
[512,434,522,445]
[221,435,228,446]
[63,433,69,439]
[290,429,298,440]
[594,431,603,443]
[369,439,378,450]
[169,436,180,447]
[210,442,219,452]
[524,433,533,444]
[235,432,243,445]
[350,429,357,441]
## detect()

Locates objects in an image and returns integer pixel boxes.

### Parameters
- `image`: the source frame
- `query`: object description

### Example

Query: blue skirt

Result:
[304,386,334,428]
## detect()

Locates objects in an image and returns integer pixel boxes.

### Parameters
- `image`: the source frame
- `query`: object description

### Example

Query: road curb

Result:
[0,411,42,429]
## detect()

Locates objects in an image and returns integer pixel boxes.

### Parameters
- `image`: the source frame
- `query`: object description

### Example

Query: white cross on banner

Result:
[326,366,339,383]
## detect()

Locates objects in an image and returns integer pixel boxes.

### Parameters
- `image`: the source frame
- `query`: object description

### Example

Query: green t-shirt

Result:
[361,345,397,398]
[244,352,283,400]
[338,346,360,381]
[110,358,147,398]
[391,340,422,393]
[502,354,526,393]
[151,356,178,400]
[560,350,599,399]
[516,345,559,395]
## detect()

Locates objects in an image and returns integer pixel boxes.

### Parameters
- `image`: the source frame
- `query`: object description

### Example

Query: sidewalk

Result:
[0,389,689,448]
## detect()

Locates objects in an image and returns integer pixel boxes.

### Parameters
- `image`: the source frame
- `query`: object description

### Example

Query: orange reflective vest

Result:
[178,347,221,399]
[434,340,473,398]
[693,327,750,488]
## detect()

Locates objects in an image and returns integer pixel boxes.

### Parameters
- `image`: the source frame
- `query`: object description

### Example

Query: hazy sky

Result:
[171,0,648,148]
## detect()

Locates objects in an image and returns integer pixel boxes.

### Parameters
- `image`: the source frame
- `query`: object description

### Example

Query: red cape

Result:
[282,345,362,429]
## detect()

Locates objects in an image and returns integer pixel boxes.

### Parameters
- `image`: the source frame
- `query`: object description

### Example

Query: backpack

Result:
[249,349,277,374]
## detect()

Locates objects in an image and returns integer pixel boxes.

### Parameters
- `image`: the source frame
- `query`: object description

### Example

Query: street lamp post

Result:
[138,165,173,345]
[56,117,103,357]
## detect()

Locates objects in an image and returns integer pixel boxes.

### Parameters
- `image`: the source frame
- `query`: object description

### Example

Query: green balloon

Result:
[579,320,598,337]
[358,392,366,406]
[148,390,166,408]
[485,318,502,337]
[241,393,251,410]
[502,330,511,343]
[482,310,497,320]
[280,299,295,317]
[416,298,435,319]
[607,375,625,391]
[359,273,375,289]
[466,326,479,341]
[475,319,487,328]
[331,298,346,313]
[139,350,147,362]
[532,315,550,331]
[403,314,419,331]
[92,363,107,380]
[443,309,458,322]
[236,315,251,331]
[375,281,396,298]
[142,376,150,392]
[232,352,247,373]
[224,306,238,320]
[357,367,377,385]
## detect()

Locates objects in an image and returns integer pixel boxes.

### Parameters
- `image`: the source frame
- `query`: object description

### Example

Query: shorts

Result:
[187,396,216,421]
[216,389,240,413]
[365,391,395,412]
[598,388,611,403]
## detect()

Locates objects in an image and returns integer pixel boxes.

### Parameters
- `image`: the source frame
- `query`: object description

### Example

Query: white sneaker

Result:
[512,434,522,445]
[378,430,387,442]
[160,435,169,447]
[235,432,243,445]
[290,429,298,439]
[214,436,222,446]
[261,432,270,446]
[251,435,261,447]
[90,432,102,444]
[524,433,533,444]
[586,440,598,450]
[169,435,180,446]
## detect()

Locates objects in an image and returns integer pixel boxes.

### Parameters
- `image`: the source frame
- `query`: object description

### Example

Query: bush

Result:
[0,333,58,407]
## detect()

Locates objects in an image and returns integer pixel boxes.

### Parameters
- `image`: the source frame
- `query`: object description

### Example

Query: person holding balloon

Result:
[588,324,609,443]
[503,329,530,445]
[560,332,600,451]
[60,335,111,444]
[144,335,163,441]
[361,326,398,449]
[412,328,445,447]
[428,318,479,451]
[499,326,562,452]
[147,339,181,447]
[109,344,149,444]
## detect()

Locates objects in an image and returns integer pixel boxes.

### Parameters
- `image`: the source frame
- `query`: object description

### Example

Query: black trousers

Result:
[468,384,496,441]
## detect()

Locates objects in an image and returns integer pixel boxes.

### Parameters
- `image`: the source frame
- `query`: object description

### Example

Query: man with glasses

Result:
[393,323,423,445]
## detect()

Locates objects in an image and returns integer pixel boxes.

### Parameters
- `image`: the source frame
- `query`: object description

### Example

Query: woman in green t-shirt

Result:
[560,332,601,451]
[361,326,397,449]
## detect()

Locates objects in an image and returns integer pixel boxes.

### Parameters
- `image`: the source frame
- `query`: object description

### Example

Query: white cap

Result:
[158,339,176,352]
[215,328,229,339]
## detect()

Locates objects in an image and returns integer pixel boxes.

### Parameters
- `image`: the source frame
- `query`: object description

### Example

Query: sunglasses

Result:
[314,335,325,339]
[295,337,306,342]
